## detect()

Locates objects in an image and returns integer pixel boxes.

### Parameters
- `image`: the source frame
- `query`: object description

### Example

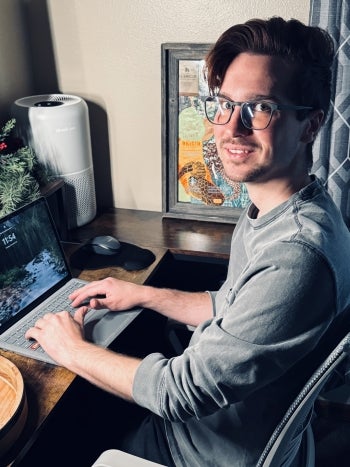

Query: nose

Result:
[224,106,251,136]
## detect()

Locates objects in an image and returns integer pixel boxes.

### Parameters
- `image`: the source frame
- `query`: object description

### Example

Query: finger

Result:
[70,280,105,296]
[25,326,39,340]
[26,312,57,336]
[69,283,95,300]
[32,314,48,328]
[69,289,93,305]
[74,306,90,326]
[89,297,108,309]
[70,287,106,306]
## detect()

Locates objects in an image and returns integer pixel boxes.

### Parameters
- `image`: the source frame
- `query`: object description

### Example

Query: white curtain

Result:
[310,0,350,227]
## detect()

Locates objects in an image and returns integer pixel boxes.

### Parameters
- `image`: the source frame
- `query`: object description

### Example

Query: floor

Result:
[314,415,350,465]
[313,381,350,465]
[17,396,350,466]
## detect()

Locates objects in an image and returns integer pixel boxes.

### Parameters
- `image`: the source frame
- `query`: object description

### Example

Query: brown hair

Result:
[205,16,334,120]
[205,17,335,167]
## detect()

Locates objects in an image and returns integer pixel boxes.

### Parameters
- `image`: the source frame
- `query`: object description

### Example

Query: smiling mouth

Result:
[229,148,251,155]
[225,146,256,159]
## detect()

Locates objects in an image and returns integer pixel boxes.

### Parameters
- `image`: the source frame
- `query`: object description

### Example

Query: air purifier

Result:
[11,94,97,229]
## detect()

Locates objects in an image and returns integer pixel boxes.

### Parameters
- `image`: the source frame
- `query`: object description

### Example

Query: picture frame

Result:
[161,43,250,224]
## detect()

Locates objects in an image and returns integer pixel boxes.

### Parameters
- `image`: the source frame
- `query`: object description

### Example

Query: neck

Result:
[246,175,312,217]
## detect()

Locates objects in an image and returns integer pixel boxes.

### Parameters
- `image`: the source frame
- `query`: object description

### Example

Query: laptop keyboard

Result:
[3,281,83,353]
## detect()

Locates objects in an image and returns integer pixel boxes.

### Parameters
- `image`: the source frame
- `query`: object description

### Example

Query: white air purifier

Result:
[11,94,97,229]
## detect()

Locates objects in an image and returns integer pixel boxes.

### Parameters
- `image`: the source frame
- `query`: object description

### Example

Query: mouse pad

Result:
[70,241,156,271]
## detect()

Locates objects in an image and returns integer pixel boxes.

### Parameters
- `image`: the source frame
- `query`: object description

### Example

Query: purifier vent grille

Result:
[62,169,97,229]
[46,94,78,103]
[13,94,82,108]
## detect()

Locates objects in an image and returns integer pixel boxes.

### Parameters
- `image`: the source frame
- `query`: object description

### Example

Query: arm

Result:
[25,308,140,401]
[69,277,213,327]
[24,279,213,400]
[25,243,335,418]
[133,244,337,421]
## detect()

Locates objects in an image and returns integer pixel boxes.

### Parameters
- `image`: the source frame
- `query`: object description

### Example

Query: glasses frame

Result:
[204,96,313,130]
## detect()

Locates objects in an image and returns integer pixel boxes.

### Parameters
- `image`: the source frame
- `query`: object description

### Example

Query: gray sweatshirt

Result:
[133,176,350,466]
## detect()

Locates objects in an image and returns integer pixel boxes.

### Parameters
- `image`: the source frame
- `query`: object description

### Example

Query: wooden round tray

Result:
[0,355,28,457]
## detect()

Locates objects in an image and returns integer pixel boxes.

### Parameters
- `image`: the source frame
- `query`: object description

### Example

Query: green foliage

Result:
[0,118,16,141]
[0,118,49,217]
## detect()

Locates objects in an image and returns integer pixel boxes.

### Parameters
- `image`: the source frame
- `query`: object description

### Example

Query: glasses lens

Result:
[205,98,275,129]
[242,102,273,130]
[205,97,232,125]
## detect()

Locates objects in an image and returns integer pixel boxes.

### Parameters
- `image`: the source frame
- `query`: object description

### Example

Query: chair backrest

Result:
[256,331,350,467]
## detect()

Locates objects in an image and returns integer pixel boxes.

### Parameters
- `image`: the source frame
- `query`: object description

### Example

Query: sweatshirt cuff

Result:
[132,352,168,414]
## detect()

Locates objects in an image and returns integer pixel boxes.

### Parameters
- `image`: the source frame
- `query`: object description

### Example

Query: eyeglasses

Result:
[204,96,313,130]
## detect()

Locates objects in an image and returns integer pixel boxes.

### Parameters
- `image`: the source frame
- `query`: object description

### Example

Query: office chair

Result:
[91,331,350,467]
[256,330,350,467]
[91,448,166,466]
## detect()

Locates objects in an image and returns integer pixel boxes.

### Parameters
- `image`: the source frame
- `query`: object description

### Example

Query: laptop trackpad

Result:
[84,308,142,347]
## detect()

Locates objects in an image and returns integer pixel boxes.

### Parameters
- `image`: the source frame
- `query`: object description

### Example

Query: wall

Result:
[0,0,310,212]
[0,0,33,122]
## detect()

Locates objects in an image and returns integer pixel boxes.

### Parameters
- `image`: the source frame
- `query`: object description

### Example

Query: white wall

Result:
[47,1,310,211]
[0,0,33,121]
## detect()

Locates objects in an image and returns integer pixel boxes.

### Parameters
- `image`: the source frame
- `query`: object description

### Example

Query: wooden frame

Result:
[161,43,250,224]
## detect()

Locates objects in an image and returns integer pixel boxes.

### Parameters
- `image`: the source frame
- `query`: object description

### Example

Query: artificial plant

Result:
[0,118,49,217]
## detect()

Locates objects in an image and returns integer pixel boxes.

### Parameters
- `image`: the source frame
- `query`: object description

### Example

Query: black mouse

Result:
[84,235,121,255]
[71,239,156,270]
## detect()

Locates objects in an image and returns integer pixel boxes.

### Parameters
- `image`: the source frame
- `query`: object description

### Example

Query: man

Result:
[26,17,350,466]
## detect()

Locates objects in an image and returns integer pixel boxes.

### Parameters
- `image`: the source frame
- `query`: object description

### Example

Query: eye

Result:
[219,99,233,111]
[251,102,273,112]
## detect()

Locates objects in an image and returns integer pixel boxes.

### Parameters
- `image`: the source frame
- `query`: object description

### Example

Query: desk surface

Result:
[0,208,235,465]
[67,207,235,260]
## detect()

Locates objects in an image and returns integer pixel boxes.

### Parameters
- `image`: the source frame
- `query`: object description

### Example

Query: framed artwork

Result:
[161,43,250,224]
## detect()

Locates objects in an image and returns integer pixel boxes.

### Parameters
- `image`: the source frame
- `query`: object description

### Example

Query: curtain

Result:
[309,0,350,227]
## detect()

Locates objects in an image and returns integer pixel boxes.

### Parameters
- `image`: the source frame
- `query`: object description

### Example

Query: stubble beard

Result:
[220,156,268,184]
[217,137,268,184]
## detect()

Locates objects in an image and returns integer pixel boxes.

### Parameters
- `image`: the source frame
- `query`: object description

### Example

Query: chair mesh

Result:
[256,336,350,467]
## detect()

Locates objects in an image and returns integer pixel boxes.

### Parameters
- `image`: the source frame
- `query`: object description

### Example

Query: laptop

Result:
[0,197,142,365]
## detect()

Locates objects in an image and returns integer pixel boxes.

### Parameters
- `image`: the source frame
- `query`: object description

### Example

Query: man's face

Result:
[213,53,310,184]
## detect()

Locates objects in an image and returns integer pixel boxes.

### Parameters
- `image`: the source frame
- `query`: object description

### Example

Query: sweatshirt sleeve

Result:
[133,242,336,422]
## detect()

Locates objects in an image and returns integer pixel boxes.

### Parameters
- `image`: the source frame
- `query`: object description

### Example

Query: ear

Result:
[300,109,324,143]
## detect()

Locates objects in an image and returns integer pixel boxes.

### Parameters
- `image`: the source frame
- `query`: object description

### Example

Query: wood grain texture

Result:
[0,355,27,458]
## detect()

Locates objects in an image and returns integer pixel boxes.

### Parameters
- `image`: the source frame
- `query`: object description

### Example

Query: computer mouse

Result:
[84,235,121,255]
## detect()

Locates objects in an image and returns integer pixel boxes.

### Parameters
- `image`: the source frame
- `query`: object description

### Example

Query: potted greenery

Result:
[0,118,49,218]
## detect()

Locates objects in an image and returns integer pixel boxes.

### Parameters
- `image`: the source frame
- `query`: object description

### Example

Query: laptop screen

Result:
[0,197,71,331]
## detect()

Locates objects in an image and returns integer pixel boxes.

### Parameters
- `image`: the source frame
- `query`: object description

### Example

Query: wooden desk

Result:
[67,207,235,261]
[0,209,235,466]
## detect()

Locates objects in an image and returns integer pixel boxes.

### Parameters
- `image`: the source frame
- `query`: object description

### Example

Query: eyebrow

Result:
[217,92,281,102]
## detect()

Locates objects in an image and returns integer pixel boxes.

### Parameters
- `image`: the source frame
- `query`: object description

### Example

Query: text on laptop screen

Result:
[0,199,69,329]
